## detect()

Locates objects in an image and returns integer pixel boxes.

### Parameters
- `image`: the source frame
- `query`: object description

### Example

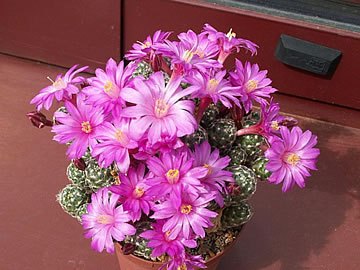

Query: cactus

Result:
[181,126,208,149]
[208,119,237,151]
[200,103,219,129]
[132,61,153,80]
[66,162,87,188]
[57,184,90,218]
[227,165,257,202]
[221,202,252,229]
[228,145,248,167]
[84,160,115,192]
[251,156,272,181]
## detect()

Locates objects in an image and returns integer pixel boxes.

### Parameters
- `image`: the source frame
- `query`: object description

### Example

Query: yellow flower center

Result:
[226,28,236,41]
[194,49,205,58]
[115,129,130,147]
[134,187,144,198]
[49,77,67,90]
[154,99,169,118]
[180,204,192,215]
[81,121,92,133]
[177,263,187,270]
[204,163,213,176]
[286,153,301,166]
[183,49,194,63]
[141,41,151,49]
[166,169,180,184]
[271,121,280,131]
[103,81,114,94]
[245,79,258,92]
[207,78,219,94]
[97,215,114,224]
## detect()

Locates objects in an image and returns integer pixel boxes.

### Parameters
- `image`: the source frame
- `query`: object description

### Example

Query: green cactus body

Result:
[57,184,89,218]
[66,162,87,187]
[85,160,115,192]
[124,222,153,260]
[252,156,272,181]
[181,126,208,149]
[76,203,89,222]
[221,202,253,229]
[132,61,153,80]
[227,165,257,201]
[208,119,237,151]
[228,145,248,166]
[200,103,219,129]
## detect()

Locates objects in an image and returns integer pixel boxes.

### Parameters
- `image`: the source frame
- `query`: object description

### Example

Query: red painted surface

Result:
[123,0,360,110]
[0,0,121,71]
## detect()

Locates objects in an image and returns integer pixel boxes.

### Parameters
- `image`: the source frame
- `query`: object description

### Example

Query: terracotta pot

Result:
[115,233,239,270]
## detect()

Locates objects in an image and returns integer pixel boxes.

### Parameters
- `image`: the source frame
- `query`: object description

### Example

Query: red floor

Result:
[1,53,359,269]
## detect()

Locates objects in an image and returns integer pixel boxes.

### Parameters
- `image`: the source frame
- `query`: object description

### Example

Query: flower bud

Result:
[73,158,86,171]
[121,243,135,255]
[279,117,298,129]
[26,111,53,128]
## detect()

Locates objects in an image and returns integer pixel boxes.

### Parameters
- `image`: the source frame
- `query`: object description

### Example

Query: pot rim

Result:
[115,225,243,266]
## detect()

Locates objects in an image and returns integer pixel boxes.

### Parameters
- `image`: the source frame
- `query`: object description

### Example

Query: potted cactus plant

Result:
[27,24,320,270]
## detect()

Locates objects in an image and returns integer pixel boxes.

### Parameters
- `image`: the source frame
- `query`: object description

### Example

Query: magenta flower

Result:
[82,188,136,253]
[91,117,138,173]
[109,164,153,221]
[155,30,222,75]
[185,69,241,108]
[52,96,105,159]
[30,65,87,111]
[202,24,258,63]
[230,59,277,113]
[160,254,206,270]
[133,132,184,161]
[151,191,217,239]
[121,72,197,144]
[125,30,171,62]
[140,220,197,258]
[82,59,136,118]
[146,149,208,204]
[236,99,284,140]
[192,141,234,207]
[265,126,320,192]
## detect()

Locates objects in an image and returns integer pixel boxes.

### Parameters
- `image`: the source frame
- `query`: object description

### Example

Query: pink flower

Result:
[151,191,217,239]
[125,30,171,62]
[140,220,197,258]
[159,254,206,270]
[202,24,258,63]
[265,126,320,192]
[82,58,136,118]
[30,65,87,111]
[155,30,222,75]
[146,149,208,205]
[91,117,138,173]
[186,69,241,108]
[82,188,136,253]
[230,59,277,113]
[192,141,234,207]
[52,96,105,159]
[109,164,153,222]
[121,72,197,144]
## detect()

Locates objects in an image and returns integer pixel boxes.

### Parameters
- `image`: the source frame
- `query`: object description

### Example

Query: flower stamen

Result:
[286,153,301,166]
[115,129,130,147]
[97,215,114,224]
[166,169,180,184]
[271,121,280,131]
[207,78,219,94]
[103,81,113,94]
[183,50,194,63]
[81,121,92,133]
[154,99,169,118]
[180,204,192,215]
[204,163,213,176]
[226,28,236,41]
[245,79,258,92]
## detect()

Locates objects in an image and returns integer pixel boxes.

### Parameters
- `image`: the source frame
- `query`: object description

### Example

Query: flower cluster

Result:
[28,24,319,268]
